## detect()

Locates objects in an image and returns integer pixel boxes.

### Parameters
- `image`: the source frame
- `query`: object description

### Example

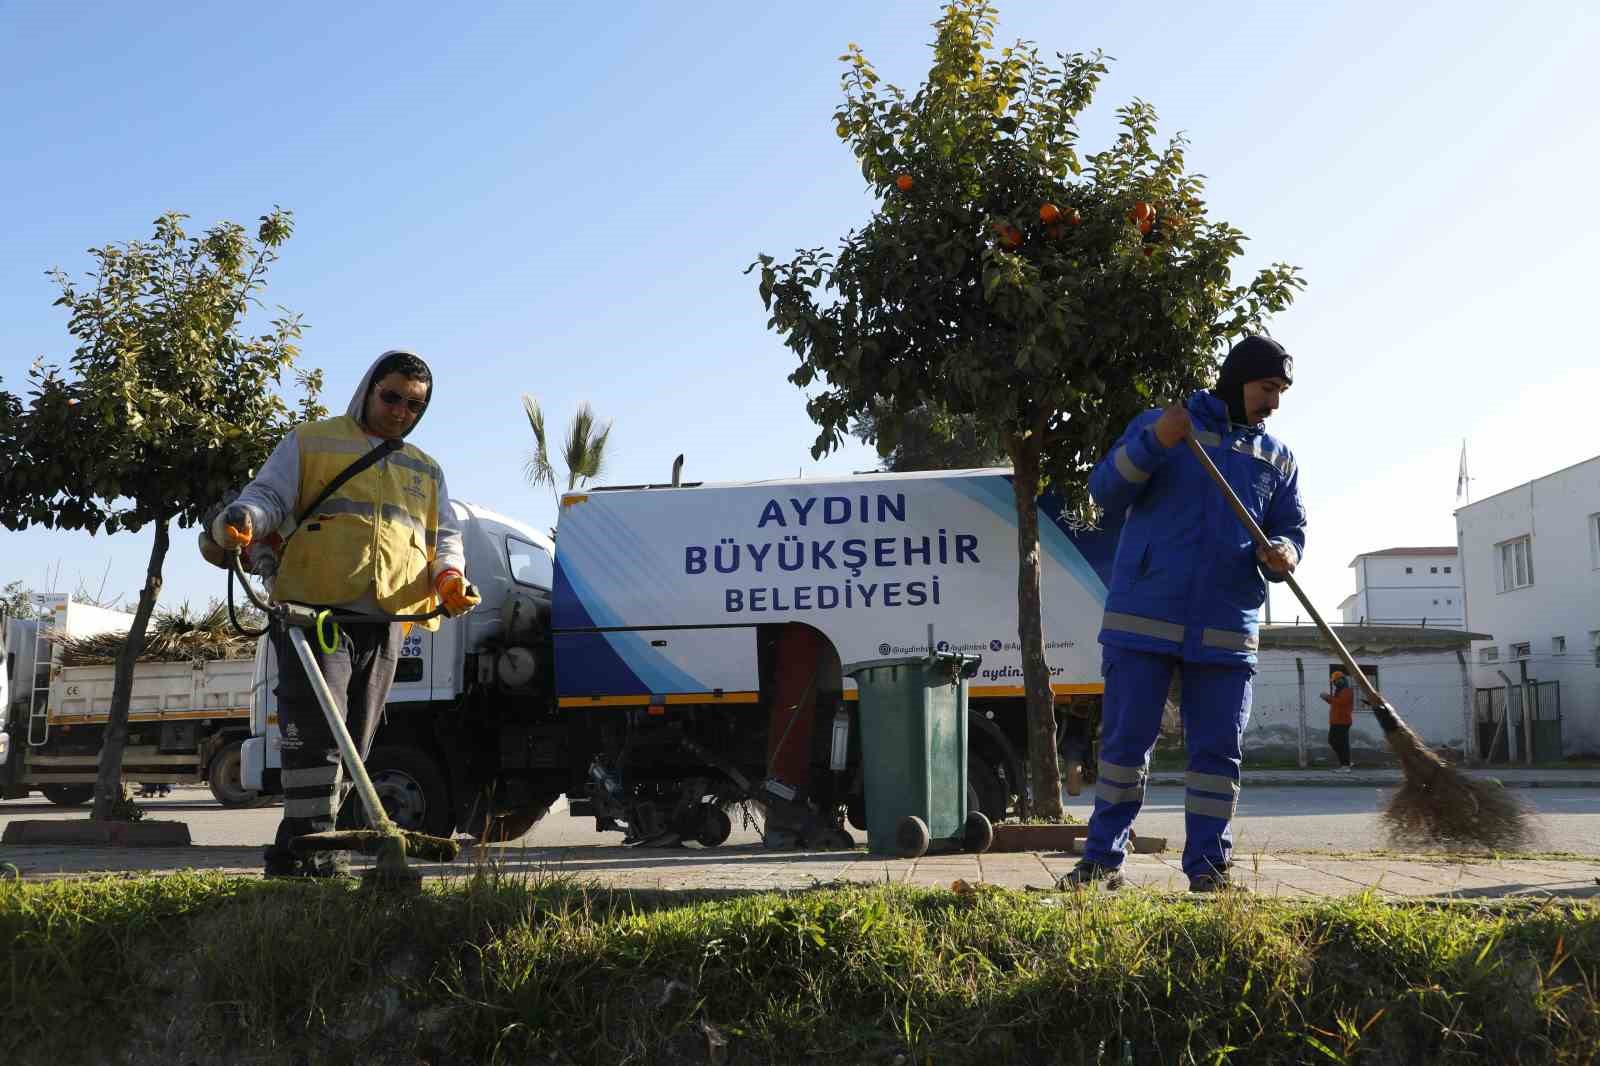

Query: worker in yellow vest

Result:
[211,350,479,877]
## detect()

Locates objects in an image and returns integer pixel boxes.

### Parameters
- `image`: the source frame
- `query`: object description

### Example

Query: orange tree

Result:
[753,1,1303,816]
[0,210,323,820]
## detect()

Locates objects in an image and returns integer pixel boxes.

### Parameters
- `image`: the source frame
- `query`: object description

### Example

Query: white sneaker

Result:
[1336,765,1354,774]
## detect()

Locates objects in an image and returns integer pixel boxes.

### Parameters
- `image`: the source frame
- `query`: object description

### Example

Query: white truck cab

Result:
[242,500,556,836]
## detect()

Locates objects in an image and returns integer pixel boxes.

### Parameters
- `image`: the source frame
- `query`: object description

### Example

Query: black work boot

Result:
[1057,859,1124,891]
[262,844,302,879]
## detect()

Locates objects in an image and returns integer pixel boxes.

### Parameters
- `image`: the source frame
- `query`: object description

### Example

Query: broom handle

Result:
[1182,434,1399,729]
[285,626,400,833]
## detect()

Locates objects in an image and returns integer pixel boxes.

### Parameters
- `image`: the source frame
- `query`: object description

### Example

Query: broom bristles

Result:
[289,829,461,863]
[1379,721,1533,852]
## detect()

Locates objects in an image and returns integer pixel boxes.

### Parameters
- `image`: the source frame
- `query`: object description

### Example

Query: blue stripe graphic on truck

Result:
[944,476,1109,603]
[552,548,706,694]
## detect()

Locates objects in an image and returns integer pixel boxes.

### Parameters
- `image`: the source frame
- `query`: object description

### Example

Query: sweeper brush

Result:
[1376,717,1531,851]
[1184,435,1533,852]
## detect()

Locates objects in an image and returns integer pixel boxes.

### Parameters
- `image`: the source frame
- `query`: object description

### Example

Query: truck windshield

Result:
[506,536,553,590]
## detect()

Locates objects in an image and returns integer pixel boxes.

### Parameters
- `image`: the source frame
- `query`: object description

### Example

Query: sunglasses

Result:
[377,388,426,414]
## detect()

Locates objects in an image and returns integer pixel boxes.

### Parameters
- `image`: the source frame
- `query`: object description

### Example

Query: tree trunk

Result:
[90,518,168,821]
[1009,441,1063,819]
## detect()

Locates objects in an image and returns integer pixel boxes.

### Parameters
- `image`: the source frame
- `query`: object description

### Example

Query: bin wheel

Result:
[895,815,930,859]
[963,811,994,854]
[696,805,733,848]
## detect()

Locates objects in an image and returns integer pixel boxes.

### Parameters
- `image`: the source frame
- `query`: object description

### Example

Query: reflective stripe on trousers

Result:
[1084,646,1254,879]
[1094,758,1147,806]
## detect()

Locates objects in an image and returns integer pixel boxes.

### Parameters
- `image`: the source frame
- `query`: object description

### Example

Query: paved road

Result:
[5,784,1598,856]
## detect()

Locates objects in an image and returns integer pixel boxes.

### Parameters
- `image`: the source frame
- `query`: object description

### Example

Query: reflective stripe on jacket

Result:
[271,415,445,629]
[1088,390,1306,664]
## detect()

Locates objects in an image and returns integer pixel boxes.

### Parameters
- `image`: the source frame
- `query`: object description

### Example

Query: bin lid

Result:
[842,652,981,679]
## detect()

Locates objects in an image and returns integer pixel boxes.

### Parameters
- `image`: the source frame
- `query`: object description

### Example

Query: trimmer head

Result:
[289,829,461,864]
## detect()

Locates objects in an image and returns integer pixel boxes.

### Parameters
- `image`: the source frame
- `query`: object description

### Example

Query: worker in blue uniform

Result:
[1061,335,1306,893]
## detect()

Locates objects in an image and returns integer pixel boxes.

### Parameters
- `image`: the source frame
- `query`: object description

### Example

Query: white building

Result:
[1245,625,1484,765]
[1456,454,1600,759]
[1339,547,1464,628]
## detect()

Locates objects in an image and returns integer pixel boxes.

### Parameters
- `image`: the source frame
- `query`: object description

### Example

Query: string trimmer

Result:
[226,551,462,889]
[1183,433,1530,851]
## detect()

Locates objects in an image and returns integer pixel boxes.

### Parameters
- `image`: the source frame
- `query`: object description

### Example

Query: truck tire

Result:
[337,745,454,838]
[41,784,94,807]
[207,741,269,808]
[467,800,557,844]
[967,754,1008,825]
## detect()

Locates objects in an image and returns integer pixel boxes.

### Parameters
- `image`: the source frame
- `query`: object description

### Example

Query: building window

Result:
[1480,646,1499,663]
[1430,566,1438,573]
[1590,513,1600,569]
[1432,599,1439,606]
[1497,536,1534,591]
[1446,598,1453,605]
[1404,566,1413,574]
[1444,565,1452,573]
[1553,636,1566,656]
[1591,631,1600,667]
[1511,641,1531,659]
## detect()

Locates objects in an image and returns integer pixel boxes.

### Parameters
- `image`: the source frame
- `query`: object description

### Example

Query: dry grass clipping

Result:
[57,601,262,666]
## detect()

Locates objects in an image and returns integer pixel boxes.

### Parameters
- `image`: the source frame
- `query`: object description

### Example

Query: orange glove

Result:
[211,504,253,551]
[434,569,480,617]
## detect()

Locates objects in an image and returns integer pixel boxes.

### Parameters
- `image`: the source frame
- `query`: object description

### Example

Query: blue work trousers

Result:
[1083,646,1254,879]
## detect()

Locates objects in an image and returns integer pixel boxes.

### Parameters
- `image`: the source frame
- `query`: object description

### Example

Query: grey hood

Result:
[346,349,433,438]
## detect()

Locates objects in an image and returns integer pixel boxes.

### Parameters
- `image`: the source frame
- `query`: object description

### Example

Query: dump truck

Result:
[1,595,262,807]
[242,470,1119,842]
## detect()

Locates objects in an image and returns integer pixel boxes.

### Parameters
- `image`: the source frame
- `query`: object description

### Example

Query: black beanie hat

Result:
[1215,335,1293,423]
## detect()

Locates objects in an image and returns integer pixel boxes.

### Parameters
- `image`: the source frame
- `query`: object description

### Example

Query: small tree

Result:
[0,210,324,820]
[852,401,1007,471]
[754,1,1303,816]
[521,395,613,502]
[1,581,39,620]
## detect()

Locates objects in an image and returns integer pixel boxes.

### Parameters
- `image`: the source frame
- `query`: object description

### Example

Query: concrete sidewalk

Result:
[1149,768,1600,789]
[5,842,1598,899]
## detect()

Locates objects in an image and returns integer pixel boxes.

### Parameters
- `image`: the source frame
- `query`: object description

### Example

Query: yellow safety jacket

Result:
[272,415,445,630]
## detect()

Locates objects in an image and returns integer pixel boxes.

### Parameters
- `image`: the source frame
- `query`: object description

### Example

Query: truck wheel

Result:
[41,784,94,807]
[967,754,1008,824]
[846,796,867,832]
[337,745,453,839]
[468,801,556,844]
[208,741,268,808]
[695,805,733,847]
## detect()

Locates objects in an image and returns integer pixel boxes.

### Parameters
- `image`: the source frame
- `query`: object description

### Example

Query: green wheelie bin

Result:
[843,652,994,858]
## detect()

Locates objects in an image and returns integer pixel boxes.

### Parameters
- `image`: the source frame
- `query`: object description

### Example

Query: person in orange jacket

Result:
[1320,671,1355,772]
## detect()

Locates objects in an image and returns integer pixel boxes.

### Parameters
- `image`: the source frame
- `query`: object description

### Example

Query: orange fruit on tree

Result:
[1067,208,1082,225]
[1138,218,1152,235]
[1039,202,1061,224]
[896,174,913,192]
[1133,200,1155,223]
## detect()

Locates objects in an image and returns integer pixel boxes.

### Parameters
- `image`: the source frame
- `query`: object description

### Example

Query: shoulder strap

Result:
[279,437,403,550]
[298,437,403,524]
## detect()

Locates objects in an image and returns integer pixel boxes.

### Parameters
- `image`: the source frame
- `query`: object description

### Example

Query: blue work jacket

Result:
[1088,390,1307,664]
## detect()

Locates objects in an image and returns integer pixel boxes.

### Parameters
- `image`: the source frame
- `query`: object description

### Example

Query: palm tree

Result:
[521,395,613,504]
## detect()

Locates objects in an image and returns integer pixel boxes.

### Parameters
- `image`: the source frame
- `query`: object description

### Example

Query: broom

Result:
[1183,434,1531,851]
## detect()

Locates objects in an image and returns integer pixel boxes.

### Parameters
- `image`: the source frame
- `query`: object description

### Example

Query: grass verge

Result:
[3,871,1597,1065]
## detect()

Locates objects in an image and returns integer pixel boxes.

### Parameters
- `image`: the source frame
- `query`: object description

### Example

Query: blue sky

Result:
[3,0,1598,624]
